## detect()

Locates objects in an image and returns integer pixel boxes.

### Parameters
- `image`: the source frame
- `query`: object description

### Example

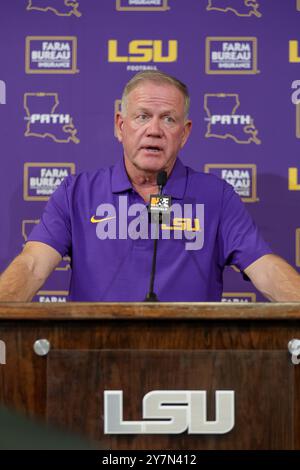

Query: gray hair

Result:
[121,70,190,120]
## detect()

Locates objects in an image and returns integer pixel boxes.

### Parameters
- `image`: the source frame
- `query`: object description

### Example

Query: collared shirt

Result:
[28,158,272,301]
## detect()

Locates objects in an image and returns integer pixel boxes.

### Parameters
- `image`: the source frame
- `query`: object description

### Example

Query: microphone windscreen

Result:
[157,170,167,187]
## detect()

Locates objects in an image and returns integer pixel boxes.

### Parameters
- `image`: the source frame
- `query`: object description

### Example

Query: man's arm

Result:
[0,242,62,302]
[244,254,300,301]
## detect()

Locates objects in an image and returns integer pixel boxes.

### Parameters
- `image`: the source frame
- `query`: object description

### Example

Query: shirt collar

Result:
[111,157,187,200]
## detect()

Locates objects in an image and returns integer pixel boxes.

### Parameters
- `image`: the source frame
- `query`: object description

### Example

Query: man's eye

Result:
[136,114,149,122]
[164,116,175,124]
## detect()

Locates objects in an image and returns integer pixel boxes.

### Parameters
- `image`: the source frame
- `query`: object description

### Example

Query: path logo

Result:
[296,229,300,267]
[222,292,256,302]
[206,0,261,18]
[289,168,300,190]
[26,0,82,17]
[206,37,258,74]
[33,290,69,302]
[108,39,177,72]
[116,0,170,11]
[0,80,6,104]
[24,162,75,200]
[204,164,258,202]
[204,93,261,144]
[22,220,71,271]
[24,92,80,144]
[25,36,78,74]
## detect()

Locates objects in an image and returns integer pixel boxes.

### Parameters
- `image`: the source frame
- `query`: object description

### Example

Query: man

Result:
[0,70,300,301]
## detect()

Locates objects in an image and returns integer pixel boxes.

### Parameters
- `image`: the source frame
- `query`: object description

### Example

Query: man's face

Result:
[115,81,192,175]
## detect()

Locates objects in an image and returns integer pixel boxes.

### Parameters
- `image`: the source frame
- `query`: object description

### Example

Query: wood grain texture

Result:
[0,302,300,449]
[0,302,300,320]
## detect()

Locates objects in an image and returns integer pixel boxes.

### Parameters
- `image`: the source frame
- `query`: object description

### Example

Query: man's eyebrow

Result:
[132,107,151,114]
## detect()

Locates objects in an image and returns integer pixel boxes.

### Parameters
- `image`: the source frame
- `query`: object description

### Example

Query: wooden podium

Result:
[0,302,300,450]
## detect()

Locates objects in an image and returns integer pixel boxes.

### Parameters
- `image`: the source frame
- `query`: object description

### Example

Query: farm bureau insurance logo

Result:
[108,39,177,72]
[24,162,75,200]
[26,0,82,17]
[222,292,256,302]
[206,0,261,17]
[25,36,78,74]
[204,164,258,202]
[206,37,258,74]
[116,0,170,11]
[33,291,69,302]
[204,93,261,144]
[22,220,71,271]
[24,92,80,144]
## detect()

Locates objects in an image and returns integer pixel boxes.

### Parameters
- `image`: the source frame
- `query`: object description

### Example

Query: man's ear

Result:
[180,120,192,148]
[115,113,124,142]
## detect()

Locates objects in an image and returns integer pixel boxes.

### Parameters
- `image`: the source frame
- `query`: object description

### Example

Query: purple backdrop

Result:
[0,0,299,302]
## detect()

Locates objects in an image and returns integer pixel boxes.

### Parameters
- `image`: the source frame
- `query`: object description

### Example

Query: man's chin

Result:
[136,158,165,173]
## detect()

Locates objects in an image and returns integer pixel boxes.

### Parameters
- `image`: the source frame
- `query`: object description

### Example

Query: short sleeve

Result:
[219,182,272,271]
[27,177,73,257]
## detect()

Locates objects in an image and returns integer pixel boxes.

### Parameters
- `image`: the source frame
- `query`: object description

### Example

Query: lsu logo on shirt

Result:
[108,39,178,63]
[161,218,200,232]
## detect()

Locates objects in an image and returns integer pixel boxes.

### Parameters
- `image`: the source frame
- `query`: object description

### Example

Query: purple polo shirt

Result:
[27,158,272,301]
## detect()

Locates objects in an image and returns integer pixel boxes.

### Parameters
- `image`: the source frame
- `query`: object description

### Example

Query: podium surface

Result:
[0,302,299,449]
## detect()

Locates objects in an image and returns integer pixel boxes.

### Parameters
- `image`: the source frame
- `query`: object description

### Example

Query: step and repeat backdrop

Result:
[0,0,300,302]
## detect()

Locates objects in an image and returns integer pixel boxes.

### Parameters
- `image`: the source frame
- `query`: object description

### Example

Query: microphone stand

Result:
[144,192,162,302]
[144,173,166,302]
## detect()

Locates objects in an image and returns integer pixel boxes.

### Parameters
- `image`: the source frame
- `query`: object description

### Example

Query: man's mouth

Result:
[141,146,162,153]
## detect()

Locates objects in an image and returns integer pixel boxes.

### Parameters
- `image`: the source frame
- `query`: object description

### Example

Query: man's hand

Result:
[244,254,300,301]
[0,242,62,302]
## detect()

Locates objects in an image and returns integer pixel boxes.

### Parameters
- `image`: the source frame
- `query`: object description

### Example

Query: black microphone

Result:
[144,170,168,302]
[157,170,167,192]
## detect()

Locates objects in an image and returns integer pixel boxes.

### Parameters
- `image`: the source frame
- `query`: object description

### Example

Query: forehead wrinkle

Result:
[127,84,185,113]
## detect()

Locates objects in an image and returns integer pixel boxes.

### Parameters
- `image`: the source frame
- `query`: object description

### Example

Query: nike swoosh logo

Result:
[90,215,116,223]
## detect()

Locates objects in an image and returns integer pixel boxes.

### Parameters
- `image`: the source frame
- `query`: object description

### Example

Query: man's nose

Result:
[146,117,163,137]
